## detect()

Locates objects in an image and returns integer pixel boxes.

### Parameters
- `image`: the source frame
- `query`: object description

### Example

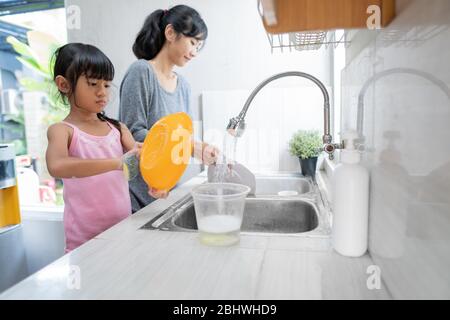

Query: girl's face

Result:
[71,75,112,113]
[168,32,203,67]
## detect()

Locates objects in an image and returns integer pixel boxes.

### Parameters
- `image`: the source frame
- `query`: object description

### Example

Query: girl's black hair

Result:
[133,4,208,60]
[52,43,122,137]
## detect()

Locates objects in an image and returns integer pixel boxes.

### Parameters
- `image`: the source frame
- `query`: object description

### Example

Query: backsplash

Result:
[341,0,450,298]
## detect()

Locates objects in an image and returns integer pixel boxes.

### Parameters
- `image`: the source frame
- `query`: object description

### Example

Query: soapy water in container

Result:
[197,215,242,246]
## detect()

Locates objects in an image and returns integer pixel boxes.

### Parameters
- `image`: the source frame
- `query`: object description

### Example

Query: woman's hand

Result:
[202,143,219,165]
[193,141,219,165]
[148,187,169,199]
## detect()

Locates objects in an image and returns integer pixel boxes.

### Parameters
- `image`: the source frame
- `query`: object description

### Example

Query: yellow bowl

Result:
[140,112,193,191]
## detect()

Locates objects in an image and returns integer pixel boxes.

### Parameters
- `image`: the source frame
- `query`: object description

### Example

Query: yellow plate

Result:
[140,112,193,191]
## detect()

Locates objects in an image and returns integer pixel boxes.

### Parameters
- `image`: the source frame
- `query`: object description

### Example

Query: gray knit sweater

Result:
[119,59,192,213]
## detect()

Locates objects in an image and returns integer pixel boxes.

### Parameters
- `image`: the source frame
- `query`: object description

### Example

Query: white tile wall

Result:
[341,0,450,299]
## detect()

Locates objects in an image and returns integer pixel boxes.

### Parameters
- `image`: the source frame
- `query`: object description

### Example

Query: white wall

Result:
[66,0,333,176]
[66,0,332,117]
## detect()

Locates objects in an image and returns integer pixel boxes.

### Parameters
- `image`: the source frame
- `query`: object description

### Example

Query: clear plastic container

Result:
[191,183,250,246]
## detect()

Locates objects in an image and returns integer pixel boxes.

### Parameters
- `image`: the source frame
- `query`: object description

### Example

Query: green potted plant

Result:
[289,130,322,178]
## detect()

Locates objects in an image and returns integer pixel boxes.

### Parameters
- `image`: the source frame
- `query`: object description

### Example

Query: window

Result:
[0,6,66,208]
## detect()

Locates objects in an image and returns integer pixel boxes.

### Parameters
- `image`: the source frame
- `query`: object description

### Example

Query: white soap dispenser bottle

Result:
[331,130,369,257]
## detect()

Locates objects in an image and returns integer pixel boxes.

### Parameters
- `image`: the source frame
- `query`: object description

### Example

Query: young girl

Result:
[46,43,167,252]
[120,4,218,213]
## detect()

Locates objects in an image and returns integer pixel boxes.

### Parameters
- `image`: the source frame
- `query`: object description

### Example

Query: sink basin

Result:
[140,173,330,237]
[142,197,319,234]
[254,175,312,196]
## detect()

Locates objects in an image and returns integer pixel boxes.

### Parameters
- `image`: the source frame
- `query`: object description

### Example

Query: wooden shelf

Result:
[261,0,396,34]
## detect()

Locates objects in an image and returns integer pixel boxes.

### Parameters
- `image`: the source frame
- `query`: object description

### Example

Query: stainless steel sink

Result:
[140,173,331,237]
[170,198,318,233]
[141,196,326,236]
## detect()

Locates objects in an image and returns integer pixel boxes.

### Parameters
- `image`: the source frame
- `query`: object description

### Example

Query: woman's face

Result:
[168,33,203,67]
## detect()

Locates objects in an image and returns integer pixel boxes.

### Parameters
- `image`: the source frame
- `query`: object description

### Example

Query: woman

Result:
[119,5,217,213]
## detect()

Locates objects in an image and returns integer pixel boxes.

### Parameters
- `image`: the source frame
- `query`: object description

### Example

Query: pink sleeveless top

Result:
[61,121,131,252]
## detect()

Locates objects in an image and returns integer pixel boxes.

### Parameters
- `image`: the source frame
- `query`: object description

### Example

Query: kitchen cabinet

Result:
[260,0,396,34]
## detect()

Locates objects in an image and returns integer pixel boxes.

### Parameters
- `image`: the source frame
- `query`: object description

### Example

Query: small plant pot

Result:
[299,157,318,179]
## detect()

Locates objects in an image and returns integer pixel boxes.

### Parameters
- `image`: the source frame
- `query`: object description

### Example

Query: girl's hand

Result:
[124,142,143,158]
[148,187,169,199]
[135,142,143,157]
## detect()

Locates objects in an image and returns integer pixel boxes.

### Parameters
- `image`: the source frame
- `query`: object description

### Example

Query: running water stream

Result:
[210,133,238,183]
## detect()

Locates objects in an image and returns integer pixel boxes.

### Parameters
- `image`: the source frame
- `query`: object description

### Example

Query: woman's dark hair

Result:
[133,4,208,60]
[52,43,122,137]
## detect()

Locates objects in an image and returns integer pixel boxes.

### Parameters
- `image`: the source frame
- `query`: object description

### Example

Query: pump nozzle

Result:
[340,130,361,164]
[341,130,359,150]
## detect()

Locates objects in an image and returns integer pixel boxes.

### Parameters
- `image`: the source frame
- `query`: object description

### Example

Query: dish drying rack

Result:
[257,0,351,53]
[265,31,350,53]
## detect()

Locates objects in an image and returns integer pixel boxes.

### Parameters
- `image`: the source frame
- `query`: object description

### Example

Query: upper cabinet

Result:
[260,0,396,34]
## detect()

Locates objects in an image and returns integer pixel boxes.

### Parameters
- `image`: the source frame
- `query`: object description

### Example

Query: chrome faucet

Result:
[226,71,341,160]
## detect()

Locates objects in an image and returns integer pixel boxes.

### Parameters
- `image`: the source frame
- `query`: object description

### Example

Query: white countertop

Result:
[0,172,391,300]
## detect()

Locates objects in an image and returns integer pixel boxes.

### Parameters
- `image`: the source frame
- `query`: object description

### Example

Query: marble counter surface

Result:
[0,173,391,300]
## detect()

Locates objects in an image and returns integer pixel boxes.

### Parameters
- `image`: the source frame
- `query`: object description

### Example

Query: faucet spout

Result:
[227,71,338,159]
